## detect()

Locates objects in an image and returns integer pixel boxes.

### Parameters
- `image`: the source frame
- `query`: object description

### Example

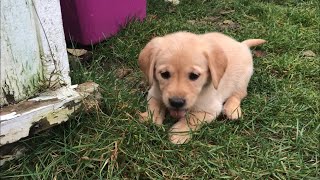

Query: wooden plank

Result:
[0,82,100,146]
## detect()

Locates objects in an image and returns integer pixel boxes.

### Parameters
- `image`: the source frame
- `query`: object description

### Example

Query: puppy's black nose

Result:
[169,97,186,108]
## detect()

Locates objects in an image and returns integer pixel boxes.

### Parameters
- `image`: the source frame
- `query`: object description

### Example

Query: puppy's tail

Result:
[242,39,267,48]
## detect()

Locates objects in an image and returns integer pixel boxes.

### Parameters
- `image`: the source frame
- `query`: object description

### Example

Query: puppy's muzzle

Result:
[169,97,186,108]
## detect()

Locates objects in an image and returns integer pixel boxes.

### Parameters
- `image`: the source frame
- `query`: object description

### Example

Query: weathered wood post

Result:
[0,0,100,164]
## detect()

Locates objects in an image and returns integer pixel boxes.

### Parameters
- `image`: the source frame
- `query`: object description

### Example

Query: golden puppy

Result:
[138,32,266,144]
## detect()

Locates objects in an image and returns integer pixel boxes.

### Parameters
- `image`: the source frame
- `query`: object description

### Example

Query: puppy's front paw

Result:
[138,111,163,125]
[223,106,242,120]
[169,132,191,144]
[139,112,149,122]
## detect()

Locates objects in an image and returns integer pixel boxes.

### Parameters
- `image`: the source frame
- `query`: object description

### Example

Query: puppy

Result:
[138,32,266,144]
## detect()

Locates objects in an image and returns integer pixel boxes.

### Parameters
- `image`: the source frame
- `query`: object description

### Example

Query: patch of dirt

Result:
[270,69,289,78]
[202,16,221,22]
[0,142,27,166]
[187,16,241,31]
[187,16,220,26]
[218,20,241,30]
[219,9,235,15]
[252,50,267,58]
[68,50,94,65]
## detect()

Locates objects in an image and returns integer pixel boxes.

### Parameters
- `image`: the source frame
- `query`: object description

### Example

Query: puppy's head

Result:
[139,32,227,118]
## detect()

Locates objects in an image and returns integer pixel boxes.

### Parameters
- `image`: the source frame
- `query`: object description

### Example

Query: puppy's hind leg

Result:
[223,91,247,120]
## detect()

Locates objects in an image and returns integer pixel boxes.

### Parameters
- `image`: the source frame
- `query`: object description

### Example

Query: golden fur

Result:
[139,32,266,144]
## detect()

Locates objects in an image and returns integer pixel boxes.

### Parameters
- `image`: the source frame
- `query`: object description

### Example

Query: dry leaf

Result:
[223,20,234,25]
[148,14,158,21]
[220,10,235,15]
[187,20,196,25]
[81,156,90,160]
[110,141,118,162]
[86,163,95,168]
[116,68,133,79]
[165,0,180,5]
[67,48,88,57]
[302,50,316,57]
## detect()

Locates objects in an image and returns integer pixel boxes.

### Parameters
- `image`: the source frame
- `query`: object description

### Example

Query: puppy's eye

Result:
[160,71,171,79]
[189,73,199,81]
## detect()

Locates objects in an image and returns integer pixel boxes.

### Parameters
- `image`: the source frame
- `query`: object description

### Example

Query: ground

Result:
[1,0,319,179]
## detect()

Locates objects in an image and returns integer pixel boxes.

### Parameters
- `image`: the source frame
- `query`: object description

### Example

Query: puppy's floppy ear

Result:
[138,38,161,85]
[205,45,228,89]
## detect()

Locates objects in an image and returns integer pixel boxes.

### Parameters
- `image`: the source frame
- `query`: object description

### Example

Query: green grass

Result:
[1,0,319,179]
